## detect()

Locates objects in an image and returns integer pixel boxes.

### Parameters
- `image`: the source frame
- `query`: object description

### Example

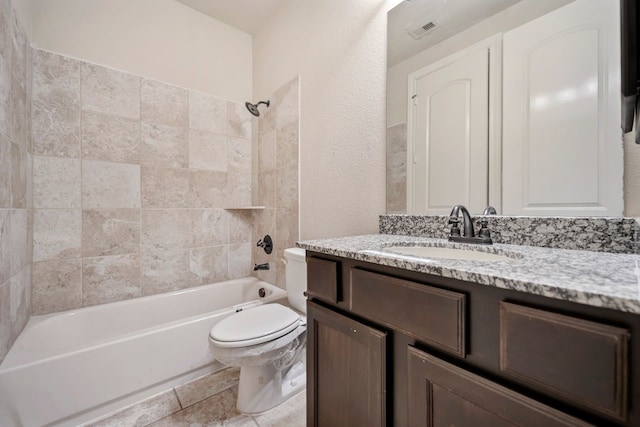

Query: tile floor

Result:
[145,388,306,427]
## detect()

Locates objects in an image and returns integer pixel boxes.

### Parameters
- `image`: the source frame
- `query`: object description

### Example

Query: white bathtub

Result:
[0,277,286,427]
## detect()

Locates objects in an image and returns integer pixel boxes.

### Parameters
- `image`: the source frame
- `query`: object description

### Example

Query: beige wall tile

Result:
[25,153,32,209]
[33,155,81,208]
[32,259,82,315]
[189,90,226,134]
[258,129,276,173]
[251,209,276,284]
[189,246,228,286]
[190,209,228,247]
[141,79,188,128]
[276,121,299,170]
[141,166,189,208]
[275,76,299,129]
[9,265,30,342]
[228,243,251,279]
[0,279,10,361]
[140,122,188,168]
[142,209,190,252]
[276,208,299,249]
[142,249,190,295]
[33,209,81,262]
[386,123,407,213]
[81,63,140,119]
[86,389,181,427]
[82,160,141,208]
[82,209,140,257]
[31,49,81,158]
[258,100,275,137]
[0,135,10,207]
[0,0,9,61]
[226,173,252,208]
[228,210,252,243]
[9,9,26,92]
[227,101,251,139]
[174,367,240,409]
[0,44,9,139]
[257,170,276,208]
[228,137,251,174]
[83,254,141,306]
[82,111,140,164]
[189,170,227,208]
[276,165,298,209]
[0,211,11,284]
[10,83,26,145]
[188,130,227,172]
[4,209,28,277]
[9,141,26,208]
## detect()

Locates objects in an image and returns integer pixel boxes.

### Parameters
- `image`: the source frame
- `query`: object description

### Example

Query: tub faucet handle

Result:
[256,235,273,254]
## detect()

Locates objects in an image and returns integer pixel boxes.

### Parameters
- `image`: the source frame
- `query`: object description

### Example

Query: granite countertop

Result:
[297,234,640,315]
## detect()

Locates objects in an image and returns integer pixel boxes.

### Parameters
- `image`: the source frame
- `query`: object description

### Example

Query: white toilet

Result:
[209,247,307,414]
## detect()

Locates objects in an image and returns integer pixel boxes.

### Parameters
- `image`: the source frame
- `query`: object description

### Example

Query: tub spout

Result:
[254,263,270,271]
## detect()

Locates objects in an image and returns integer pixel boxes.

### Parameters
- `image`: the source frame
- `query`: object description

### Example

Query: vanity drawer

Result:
[307,257,341,304]
[500,302,629,422]
[349,268,466,357]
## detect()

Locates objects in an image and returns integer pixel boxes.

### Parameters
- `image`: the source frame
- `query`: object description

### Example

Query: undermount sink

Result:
[384,246,516,262]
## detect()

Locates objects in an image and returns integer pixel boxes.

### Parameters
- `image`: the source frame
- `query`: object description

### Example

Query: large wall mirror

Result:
[386,0,626,217]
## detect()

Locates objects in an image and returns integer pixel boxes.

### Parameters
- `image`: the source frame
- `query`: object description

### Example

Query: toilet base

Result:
[236,359,306,414]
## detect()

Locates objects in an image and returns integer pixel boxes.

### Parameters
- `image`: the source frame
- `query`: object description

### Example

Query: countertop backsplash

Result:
[379,214,640,254]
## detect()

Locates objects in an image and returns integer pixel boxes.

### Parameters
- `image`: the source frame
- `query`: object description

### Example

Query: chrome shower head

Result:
[245,100,270,117]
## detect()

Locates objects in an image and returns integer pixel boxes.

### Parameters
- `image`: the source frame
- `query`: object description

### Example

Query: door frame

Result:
[406,34,503,214]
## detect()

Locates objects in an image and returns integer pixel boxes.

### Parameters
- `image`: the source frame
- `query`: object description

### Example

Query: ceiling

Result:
[175,0,286,34]
[388,0,522,66]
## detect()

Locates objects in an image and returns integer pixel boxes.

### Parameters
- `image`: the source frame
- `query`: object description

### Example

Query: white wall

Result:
[25,0,252,101]
[253,0,401,240]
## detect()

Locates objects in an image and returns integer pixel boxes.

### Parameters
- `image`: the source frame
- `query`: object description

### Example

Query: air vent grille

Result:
[408,21,437,39]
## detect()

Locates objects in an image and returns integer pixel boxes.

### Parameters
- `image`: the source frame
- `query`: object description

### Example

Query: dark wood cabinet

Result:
[307,301,387,427]
[407,346,591,427]
[305,253,639,426]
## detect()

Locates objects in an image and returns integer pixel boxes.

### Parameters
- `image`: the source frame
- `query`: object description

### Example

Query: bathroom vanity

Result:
[299,233,640,426]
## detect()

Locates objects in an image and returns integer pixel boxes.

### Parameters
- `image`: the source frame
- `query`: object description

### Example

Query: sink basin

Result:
[384,246,516,262]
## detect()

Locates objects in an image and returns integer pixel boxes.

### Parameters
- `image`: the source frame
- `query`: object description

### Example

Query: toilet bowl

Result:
[209,248,307,414]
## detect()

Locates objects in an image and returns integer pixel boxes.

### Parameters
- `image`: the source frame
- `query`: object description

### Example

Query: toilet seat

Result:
[210,304,301,348]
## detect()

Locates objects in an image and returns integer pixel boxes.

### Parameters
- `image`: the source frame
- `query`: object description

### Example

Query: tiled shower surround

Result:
[0,0,32,364]
[251,77,300,289]
[29,47,261,315]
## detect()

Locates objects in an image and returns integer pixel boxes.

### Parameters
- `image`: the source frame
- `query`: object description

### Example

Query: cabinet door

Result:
[407,346,592,427]
[307,301,387,427]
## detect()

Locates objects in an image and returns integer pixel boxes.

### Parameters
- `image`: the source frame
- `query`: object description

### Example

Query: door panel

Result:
[411,47,489,214]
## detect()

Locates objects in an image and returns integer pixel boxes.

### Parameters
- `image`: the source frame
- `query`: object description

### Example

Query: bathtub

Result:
[0,277,286,427]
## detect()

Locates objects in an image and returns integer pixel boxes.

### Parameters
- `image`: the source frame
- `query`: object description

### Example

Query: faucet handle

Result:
[477,218,493,243]
[448,216,461,237]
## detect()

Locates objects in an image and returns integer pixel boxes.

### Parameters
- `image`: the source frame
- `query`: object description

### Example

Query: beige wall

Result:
[624,131,640,217]
[253,0,397,240]
[24,0,252,101]
[0,0,32,363]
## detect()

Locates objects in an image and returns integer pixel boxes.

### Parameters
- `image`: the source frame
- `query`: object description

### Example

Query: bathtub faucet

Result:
[254,263,270,271]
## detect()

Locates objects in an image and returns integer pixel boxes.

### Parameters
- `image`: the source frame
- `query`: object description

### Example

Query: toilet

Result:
[209,247,307,414]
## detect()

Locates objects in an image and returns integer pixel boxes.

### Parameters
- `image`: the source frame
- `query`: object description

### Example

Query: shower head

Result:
[245,100,270,117]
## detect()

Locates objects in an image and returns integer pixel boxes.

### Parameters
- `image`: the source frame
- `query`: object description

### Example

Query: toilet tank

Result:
[284,248,307,313]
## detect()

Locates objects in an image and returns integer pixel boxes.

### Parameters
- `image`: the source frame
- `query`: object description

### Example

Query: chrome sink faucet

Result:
[447,205,493,245]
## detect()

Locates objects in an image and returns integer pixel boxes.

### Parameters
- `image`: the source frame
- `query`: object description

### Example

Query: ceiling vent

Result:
[407,20,437,39]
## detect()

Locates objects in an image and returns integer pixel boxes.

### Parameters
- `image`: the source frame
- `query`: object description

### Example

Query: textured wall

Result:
[251,77,300,289]
[24,0,252,102]
[30,49,255,315]
[0,0,32,363]
[253,0,394,240]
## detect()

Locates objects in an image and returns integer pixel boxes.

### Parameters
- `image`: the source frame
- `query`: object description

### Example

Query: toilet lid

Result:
[209,304,300,348]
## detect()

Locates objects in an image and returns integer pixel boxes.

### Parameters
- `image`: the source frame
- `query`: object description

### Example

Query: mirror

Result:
[386,0,625,217]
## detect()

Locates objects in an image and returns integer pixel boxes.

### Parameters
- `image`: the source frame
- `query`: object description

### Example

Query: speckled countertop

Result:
[297,234,640,315]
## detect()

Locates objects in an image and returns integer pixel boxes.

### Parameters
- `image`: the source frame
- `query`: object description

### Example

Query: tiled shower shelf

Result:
[223,206,265,210]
